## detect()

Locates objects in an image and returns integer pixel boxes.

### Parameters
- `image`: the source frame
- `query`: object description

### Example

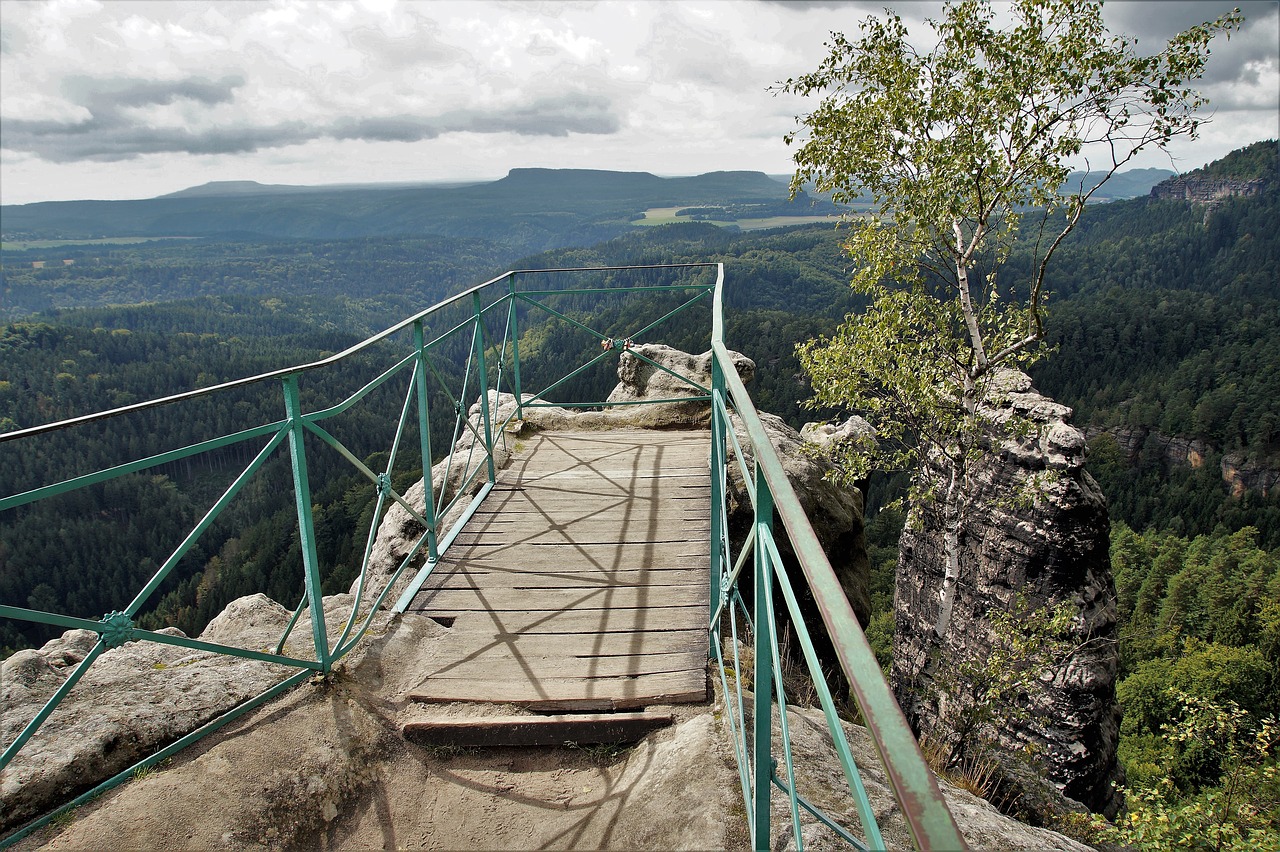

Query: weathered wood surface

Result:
[405,429,711,711]
[403,712,676,747]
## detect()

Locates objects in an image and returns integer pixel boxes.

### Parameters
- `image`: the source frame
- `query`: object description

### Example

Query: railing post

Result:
[753,460,774,851]
[282,374,331,672]
[472,292,498,484]
[413,320,440,562]
[709,357,725,654]
[508,275,524,422]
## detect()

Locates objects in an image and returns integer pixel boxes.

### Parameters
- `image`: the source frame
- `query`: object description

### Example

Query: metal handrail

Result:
[708,268,966,850]
[0,263,717,846]
[1,260,962,851]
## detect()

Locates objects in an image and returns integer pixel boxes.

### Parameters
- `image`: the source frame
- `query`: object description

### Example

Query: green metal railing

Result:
[708,272,965,850]
[1,263,961,850]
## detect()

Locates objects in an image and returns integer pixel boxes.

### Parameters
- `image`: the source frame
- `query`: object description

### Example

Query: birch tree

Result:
[784,0,1239,635]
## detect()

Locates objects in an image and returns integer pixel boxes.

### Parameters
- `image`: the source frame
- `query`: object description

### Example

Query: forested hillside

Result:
[3,151,1278,842]
[1029,141,1280,546]
[0,222,856,654]
[0,168,836,248]
[0,234,519,319]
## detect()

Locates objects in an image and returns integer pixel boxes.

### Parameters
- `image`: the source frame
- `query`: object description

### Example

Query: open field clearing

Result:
[636,207,841,230]
[2,237,198,250]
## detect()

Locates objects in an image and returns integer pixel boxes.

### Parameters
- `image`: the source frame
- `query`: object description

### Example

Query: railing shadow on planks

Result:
[0,263,964,850]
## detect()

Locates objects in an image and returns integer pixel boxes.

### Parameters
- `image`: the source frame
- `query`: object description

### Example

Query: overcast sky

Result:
[1,0,1276,206]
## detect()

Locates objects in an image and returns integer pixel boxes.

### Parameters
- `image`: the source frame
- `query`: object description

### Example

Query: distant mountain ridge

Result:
[1069,167,1173,200]
[1,168,811,248]
[160,179,485,198]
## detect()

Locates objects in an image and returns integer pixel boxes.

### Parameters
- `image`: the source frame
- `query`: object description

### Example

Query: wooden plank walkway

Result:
[404,429,712,712]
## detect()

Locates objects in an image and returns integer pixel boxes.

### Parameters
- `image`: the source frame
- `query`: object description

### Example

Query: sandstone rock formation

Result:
[1150,175,1268,204]
[891,370,1124,819]
[1092,424,1280,499]
[607,342,754,425]
[799,414,875,454]
[0,593,330,834]
[1220,452,1280,498]
[725,410,872,629]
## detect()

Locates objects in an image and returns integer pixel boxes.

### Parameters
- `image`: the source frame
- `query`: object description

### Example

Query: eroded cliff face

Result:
[1150,176,1268,204]
[890,370,1124,819]
[1094,424,1280,498]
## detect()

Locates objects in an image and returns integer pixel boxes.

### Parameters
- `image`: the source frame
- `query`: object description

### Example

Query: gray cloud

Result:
[1101,1,1278,96]
[332,93,619,141]
[1104,1,1270,43]
[3,75,258,161]
[5,79,620,163]
[4,117,313,162]
[61,75,245,109]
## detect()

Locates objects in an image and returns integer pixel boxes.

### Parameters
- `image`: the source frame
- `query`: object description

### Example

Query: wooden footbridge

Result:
[1,264,966,851]
[399,429,711,746]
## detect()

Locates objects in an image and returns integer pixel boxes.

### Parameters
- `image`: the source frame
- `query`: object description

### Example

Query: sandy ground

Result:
[14,612,747,851]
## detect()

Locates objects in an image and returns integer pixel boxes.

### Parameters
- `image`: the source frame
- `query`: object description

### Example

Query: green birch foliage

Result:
[783,0,1239,483]
[1093,695,1280,852]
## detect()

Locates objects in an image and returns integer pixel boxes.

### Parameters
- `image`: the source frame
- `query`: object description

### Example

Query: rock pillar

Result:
[890,370,1123,818]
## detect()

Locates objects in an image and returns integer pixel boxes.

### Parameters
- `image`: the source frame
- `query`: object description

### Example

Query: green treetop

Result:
[783,0,1239,635]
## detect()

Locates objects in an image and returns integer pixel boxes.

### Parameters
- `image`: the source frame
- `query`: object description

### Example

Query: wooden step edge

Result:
[402,711,675,747]
[406,685,708,713]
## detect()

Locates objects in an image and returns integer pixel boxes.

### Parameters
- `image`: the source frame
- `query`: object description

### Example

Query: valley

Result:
[2,148,1277,844]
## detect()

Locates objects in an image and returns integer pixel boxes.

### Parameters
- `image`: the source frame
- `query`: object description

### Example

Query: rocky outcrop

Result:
[1091,425,1280,498]
[1092,425,1213,470]
[1221,452,1280,498]
[0,594,327,834]
[799,415,875,454]
[891,370,1123,819]
[607,343,754,425]
[1150,176,1268,204]
[725,410,872,630]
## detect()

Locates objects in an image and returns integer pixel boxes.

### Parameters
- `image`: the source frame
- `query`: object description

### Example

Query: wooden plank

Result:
[408,670,707,711]
[474,493,709,510]
[430,549,710,566]
[421,564,705,584]
[421,629,707,658]
[408,606,706,635]
[452,517,712,532]
[433,544,710,564]
[402,712,676,747]
[491,482,708,493]
[449,531,711,549]
[451,528,712,544]
[422,649,704,680]
[422,569,707,591]
[412,586,707,612]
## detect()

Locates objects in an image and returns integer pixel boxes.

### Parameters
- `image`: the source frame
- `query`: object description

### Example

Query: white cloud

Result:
[1,0,1275,205]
